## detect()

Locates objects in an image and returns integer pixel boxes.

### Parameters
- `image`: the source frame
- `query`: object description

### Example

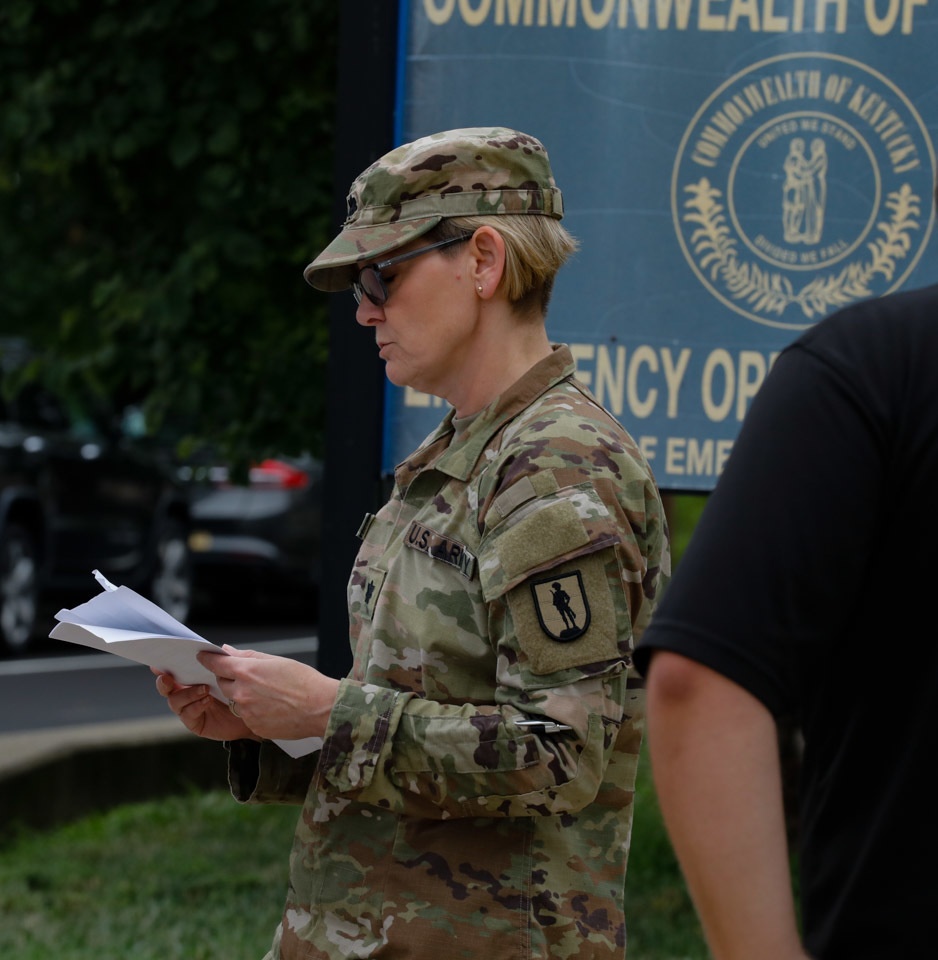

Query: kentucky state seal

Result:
[672,52,934,330]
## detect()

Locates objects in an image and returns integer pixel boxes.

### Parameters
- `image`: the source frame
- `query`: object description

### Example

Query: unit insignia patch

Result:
[530,570,591,642]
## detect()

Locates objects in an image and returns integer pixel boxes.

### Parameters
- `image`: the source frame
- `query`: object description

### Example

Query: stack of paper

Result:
[50,572,321,758]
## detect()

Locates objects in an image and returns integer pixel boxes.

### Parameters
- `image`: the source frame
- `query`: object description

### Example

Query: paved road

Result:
[0,618,319,735]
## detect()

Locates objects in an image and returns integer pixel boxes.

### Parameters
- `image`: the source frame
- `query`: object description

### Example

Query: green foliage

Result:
[664,493,708,569]
[626,750,708,959]
[0,0,338,466]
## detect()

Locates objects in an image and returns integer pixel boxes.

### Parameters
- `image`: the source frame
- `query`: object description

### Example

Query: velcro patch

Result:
[508,552,620,677]
[358,567,386,621]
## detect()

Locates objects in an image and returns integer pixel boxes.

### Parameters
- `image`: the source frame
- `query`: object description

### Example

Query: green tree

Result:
[0,0,338,468]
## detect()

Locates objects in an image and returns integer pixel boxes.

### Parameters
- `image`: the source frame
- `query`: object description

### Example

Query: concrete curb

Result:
[0,716,188,779]
[0,719,230,832]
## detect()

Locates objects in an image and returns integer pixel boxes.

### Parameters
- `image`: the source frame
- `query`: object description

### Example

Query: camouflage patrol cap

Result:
[303,126,565,292]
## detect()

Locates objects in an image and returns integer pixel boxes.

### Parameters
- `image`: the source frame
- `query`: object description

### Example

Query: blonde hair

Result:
[431,215,579,317]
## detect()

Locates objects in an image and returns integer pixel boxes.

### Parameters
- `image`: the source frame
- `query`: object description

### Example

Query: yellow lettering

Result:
[423,0,456,24]
[865,0,926,33]
[422,0,927,32]
[538,0,577,25]
[762,0,788,30]
[582,0,617,28]
[824,74,852,104]
[741,82,766,111]
[685,438,715,475]
[865,0,900,34]
[495,0,536,24]
[715,440,734,474]
[405,387,431,408]
[691,125,730,166]
[701,349,734,422]
[594,346,627,414]
[844,89,921,171]
[655,0,693,26]
[664,437,734,477]
[727,0,760,30]
[404,387,447,408]
[627,346,659,418]
[875,110,905,139]
[736,351,768,419]
[638,436,658,463]
[570,343,692,419]
[858,90,883,121]
[619,0,649,26]
[661,348,692,418]
[903,0,928,32]
[459,0,493,25]
[698,0,726,30]
[815,0,847,31]
[665,437,686,474]
[889,136,920,172]
[570,343,596,389]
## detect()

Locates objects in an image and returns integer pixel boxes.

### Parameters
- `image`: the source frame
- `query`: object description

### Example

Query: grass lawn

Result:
[0,788,296,960]
[0,749,707,960]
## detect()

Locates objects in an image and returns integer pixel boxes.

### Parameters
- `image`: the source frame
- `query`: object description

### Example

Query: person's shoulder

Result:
[782,281,938,387]
[796,282,938,351]
[493,379,655,489]
[534,376,624,430]
[507,377,636,451]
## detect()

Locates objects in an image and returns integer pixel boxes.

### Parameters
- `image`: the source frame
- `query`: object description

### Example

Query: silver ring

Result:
[228,698,241,718]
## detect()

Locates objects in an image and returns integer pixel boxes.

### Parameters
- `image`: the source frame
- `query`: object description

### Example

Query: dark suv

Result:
[0,356,193,654]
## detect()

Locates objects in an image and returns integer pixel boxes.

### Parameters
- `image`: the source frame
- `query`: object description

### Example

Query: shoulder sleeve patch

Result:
[531,571,590,642]
[508,552,620,676]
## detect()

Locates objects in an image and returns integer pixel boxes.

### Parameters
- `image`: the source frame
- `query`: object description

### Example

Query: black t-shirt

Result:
[635,283,938,959]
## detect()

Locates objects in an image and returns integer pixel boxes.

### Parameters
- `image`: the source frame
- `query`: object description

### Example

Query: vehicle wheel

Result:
[147,519,194,625]
[0,523,40,654]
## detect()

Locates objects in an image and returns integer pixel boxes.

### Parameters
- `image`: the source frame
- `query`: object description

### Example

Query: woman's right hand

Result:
[152,669,259,742]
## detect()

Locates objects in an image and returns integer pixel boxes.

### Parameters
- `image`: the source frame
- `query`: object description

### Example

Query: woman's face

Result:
[354,238,478,400]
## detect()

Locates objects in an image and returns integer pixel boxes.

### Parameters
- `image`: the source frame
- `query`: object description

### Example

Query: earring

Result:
[477,285,483,294]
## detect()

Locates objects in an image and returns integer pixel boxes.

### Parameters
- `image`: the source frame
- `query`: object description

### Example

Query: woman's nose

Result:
[355,298,384,326]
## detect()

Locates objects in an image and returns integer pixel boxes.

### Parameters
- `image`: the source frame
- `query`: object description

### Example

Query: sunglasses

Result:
[352,234,472,306]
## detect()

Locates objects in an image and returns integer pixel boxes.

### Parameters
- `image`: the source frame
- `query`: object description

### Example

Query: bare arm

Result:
[645,650,812,960]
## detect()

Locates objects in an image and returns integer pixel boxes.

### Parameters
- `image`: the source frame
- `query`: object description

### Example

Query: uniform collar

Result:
[395,344,575,486]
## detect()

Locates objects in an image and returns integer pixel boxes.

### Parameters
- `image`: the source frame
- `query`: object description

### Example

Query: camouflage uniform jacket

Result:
[229,344,669,959]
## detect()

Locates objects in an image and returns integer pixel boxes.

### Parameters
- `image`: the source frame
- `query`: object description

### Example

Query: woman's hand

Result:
[152,668,257,742]
[195,645,340,742]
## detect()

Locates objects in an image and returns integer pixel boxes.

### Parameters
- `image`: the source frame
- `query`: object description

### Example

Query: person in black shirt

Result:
[635,279,938,960]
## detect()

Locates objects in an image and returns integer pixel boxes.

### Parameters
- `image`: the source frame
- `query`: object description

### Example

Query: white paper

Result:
[51,576,322,759]
[51,622,226,688]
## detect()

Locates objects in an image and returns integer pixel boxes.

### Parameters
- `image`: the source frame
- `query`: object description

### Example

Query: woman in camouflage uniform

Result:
[156,127,669,960]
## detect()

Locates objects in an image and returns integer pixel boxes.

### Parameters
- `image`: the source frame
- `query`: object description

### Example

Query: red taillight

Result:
[248,459,309,489]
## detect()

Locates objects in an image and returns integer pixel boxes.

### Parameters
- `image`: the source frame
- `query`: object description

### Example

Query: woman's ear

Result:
[468,226,506,299]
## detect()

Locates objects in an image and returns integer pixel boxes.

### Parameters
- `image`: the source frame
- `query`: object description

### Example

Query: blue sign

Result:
[383,0,937,491]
